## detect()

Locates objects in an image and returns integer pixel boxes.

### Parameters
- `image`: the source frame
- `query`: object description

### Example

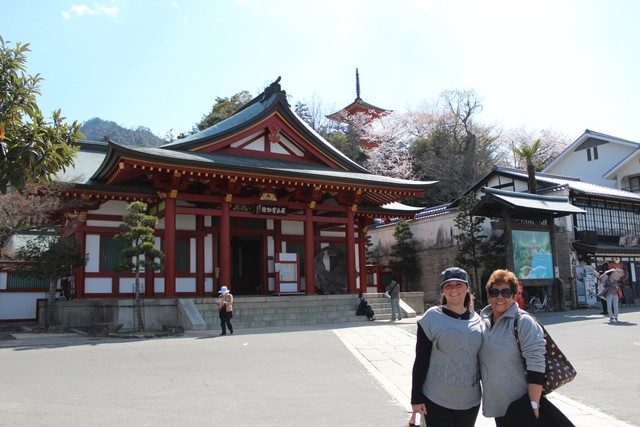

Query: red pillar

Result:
[346,209,356,294]
[73,224,86,299]
[304,206,316,294]
[220,201,231,286]
[164,196,176,297]
[195,215,205,295]
[358,225,367,293]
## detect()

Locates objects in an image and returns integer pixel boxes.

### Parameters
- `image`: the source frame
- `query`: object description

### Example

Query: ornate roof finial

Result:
[355,68,361,101]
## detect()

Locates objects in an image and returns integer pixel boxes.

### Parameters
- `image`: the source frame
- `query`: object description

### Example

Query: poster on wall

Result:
[583,265,598,306]
[512,230,554,279]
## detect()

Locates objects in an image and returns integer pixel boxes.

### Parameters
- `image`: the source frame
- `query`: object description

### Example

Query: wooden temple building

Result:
[55,78,433,300]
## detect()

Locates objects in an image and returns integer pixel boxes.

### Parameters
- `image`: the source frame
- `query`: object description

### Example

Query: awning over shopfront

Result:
[471,187,585,220]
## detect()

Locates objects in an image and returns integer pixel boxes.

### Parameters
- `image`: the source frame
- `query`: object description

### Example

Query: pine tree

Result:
[115,201,163,331]
[454,194,486,297]
[389,220,419,291]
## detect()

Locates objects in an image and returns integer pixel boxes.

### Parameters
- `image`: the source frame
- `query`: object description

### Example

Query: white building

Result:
[543,129,640,191]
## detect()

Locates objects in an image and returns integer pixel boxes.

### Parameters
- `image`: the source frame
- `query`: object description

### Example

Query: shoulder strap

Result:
[512,310,527,372]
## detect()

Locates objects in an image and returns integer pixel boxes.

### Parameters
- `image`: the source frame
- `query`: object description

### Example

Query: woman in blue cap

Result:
[410,267,483,427]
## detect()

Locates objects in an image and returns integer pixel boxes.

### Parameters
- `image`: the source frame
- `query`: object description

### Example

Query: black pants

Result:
[600,299,608,314]
[219,308,233,334]
[424,397,479,427]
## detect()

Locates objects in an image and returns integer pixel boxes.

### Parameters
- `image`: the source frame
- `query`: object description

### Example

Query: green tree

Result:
[512,139,541,194]
[115,201,163,331]
[454,194,486,297]
[195,90,252,131]
[408,91,498,206]
[13,234,87,328]
[0,37,82,194]
[389,220,419,291]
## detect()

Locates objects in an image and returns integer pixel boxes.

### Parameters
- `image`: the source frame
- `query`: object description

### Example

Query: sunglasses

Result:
[488,288,514,298]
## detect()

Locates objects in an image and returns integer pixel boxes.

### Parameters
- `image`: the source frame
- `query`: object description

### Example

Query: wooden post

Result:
[346,209,356,294]
[164,196,176,297]
[220,201,231,286]
[358,224,367,293]
[73,225,86,299]
[504,208,513,271]
[304,206,316,294]
[196,215,205,295]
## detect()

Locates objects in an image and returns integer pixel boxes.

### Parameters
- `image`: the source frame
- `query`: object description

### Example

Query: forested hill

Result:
[80,118,166,147]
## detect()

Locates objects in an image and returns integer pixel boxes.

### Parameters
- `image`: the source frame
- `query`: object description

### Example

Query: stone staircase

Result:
[193,293,414,330]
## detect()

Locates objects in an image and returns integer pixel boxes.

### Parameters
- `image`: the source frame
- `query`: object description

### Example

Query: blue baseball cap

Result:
[440,267,469,289]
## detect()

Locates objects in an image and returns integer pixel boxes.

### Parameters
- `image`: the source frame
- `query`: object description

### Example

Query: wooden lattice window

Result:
[7,273,49,290]
[101,235,127,272]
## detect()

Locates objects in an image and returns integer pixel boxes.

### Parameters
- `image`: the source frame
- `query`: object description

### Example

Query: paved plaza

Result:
[1,306,639,426]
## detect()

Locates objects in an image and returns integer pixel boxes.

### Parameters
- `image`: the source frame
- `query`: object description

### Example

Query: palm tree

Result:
[512,139,541,194]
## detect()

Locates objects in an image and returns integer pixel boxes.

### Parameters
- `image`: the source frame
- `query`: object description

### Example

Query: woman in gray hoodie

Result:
[478,269,546,425]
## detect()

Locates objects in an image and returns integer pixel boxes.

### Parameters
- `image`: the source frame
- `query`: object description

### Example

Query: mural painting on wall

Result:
[512,230,553,279]
[314,246,347,294]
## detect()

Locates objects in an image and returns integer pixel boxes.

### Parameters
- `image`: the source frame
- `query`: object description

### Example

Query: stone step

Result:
[194,294,414,330]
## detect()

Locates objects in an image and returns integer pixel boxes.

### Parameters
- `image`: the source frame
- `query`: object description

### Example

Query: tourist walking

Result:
[386,280,401,321]
[217,285,234,335]
[603,269,622,323]
[410,267,482,427]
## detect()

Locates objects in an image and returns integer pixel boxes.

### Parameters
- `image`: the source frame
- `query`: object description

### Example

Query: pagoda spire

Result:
[355,68,361,101]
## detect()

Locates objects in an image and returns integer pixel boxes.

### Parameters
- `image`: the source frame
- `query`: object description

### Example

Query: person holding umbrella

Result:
[603,268,623,323]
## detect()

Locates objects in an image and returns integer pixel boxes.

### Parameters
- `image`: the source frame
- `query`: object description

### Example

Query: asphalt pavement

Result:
[1,305,638,426]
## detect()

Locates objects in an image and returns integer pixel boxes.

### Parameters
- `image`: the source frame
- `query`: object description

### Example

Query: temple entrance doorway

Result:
[231,236,262,295]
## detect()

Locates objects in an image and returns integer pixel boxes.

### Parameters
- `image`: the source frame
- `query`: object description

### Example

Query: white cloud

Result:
[61,4,119,20]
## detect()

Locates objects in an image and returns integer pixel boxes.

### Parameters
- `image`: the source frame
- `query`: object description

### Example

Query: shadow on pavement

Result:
[529,306,640,325]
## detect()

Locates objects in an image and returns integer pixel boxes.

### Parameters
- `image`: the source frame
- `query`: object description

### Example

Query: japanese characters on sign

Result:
[254,204,287,215]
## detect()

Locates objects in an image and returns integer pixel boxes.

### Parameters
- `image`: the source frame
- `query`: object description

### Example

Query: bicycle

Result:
[529,291,553,313]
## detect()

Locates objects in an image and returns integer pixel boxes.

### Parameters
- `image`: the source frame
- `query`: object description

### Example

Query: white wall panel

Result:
[176,277,196,292]
[154,277,165,293]
[93,200,127,215]
[85,234,101,273]
[267,236,274,258]
[176,214,196,230]
[205,277,213,293]
[320,231,345,237]
[119,277,145,294]
[85,278,112,293]
[86,220,121,228]
[0,292,45,319]
[204,234,213,273]
[282,220,303,235]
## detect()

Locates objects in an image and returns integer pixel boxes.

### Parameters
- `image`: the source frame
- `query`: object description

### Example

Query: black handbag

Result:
[514,311,577,395]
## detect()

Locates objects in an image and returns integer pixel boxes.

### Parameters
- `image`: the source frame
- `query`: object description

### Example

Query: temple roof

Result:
[326,69,391,122]
[160,77,369,174]
[471,187,585,220]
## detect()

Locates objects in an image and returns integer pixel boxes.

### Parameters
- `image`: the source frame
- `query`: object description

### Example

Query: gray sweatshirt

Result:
[418,306,483,410]
[478,303,546,418]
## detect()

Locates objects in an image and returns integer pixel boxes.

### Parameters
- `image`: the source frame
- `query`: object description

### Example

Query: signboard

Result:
[275,253,298,293]
[575,265,598,307]
[255,205,287,215]
[512,230,553,279]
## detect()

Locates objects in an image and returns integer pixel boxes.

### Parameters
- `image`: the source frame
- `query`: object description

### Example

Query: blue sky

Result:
[2,0,640,142]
